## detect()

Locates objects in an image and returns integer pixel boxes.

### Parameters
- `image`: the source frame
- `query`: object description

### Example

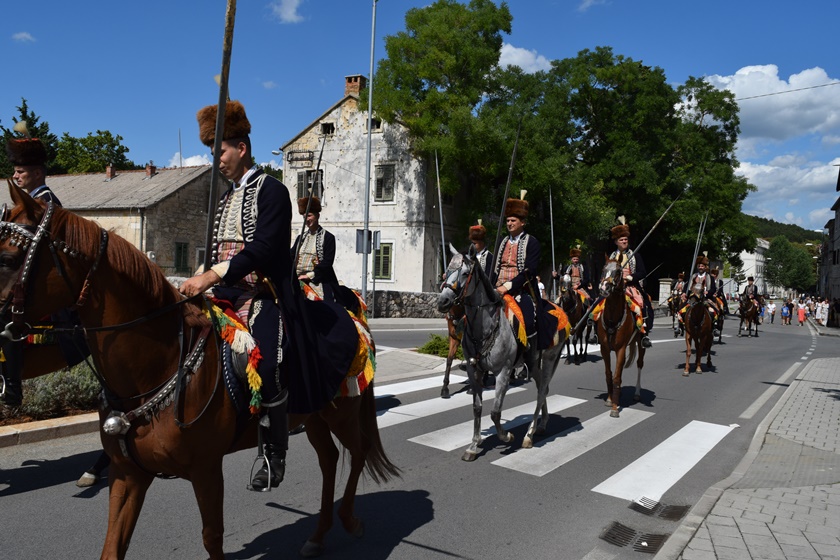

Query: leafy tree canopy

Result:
[765,235,816,293]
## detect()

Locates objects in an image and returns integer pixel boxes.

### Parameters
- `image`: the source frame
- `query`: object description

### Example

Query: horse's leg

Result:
[190,464,226,560]
[601,340,614,408]
[523,348,559,447]
[441,333,458,398]
[462,365,485,461]
[683,331,692,376]
[610,345,626,418]
[634,345,645,402]
[329,403,368,541]
[100,462,154,560]
[300,413,339,557]
[695,333,703,374]
[489,362,514,445]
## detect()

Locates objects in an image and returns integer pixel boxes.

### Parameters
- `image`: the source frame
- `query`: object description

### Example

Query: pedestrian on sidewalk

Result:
[768,301,776,324]
[797,299,807,326]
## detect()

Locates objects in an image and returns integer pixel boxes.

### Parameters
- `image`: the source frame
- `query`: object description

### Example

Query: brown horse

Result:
[668,296,684,338]
[557,274,591,365]
[440,304,464,398]
[0,186,398,560]
[738,294,760,337]
[682,286,714,375]
[594,260,645,418]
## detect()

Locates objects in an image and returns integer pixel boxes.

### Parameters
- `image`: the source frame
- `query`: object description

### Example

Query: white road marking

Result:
[377,374,467,397]
[592,420,734,502]
[492,408,653,476]
[738,362,802,419]
[377,386,526,428]
[409,394,587,451]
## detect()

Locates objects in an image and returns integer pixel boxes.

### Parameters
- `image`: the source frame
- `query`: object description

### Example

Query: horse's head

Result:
[598,259,623,298]
[437,244,471,313]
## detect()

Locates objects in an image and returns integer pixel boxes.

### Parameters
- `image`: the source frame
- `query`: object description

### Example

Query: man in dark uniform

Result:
[709,267,728,315]
[681,255,720,337]
[468,220,494,277]
[181,101,355,492]
[741,276,763,317]
[293,196,338,300]
[1,131,86,406]
[670,273,686,300]
[554,246,592,304]
[608,217,653,348]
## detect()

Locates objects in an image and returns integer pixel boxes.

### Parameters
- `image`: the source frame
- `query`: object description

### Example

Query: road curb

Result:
[653,357,813,559]
[0,412,99,448]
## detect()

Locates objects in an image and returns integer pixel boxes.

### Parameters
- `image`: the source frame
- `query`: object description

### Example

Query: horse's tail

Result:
[624,337,638,369]
[360,381,401,483]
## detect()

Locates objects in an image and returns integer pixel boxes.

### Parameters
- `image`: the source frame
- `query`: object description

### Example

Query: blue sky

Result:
[3,0,839,231]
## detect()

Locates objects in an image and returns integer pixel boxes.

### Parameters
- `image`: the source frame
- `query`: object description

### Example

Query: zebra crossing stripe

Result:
[492,408,653,477]
[377,386,527,429]
[408,394,587,451]
[377,375,468,397]
[592,420,735,502]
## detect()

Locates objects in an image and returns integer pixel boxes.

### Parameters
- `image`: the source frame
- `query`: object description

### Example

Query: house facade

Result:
[823,166,840,300]
[1,164,213,276]
[281,75,460,294]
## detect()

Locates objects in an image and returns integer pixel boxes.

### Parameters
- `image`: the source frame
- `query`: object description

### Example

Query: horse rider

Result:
[1,132,89,407]
[553,245,593,305]
[469,220,494,277]
[492,191,553,375]
[292,196,338,300]
[679,255,721,338]
[741,276,764,317]
[670,272,686,301]
[609,217,653,348]
[709,267,728,315]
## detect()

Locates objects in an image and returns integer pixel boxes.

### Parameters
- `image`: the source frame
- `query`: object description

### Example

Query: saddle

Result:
[502,294,570,351]
[591,294,644,332]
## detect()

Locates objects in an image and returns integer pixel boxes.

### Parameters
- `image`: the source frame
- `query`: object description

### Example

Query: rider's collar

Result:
[508,232,525,243]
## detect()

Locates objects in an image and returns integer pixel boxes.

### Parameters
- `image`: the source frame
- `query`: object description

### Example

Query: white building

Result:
[280,75,459,294]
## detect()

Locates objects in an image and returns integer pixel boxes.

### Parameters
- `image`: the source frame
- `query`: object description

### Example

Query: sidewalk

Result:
[657,343,840,559]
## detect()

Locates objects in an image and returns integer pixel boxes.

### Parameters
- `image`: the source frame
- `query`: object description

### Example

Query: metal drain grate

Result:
[633,532,670,554]
[628,497,690,521]
[600,521,637,548]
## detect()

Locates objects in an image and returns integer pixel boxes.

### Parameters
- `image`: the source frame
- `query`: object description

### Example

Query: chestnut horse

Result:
[738,294,760,337]
[594,260,645,418]
[440,304,464,398]
[0,186,398,560]
[668,296,684,338]
[682,286,714,375]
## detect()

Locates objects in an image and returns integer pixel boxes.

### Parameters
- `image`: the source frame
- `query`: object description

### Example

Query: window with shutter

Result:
[374,243,393,280]
[374,164,395,202]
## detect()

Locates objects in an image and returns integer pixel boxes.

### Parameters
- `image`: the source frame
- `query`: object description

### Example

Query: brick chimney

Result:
[344,74,367,97]
[145,161,156,178]
[105,163,116,180]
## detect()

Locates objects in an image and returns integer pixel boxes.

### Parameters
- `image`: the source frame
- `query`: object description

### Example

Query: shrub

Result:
[416,333,463,360]
[1,362,100,422]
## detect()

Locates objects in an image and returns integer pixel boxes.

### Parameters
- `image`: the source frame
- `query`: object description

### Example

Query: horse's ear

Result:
[468,244,477,259]
[8,180,42,221]
[449,243,459,257]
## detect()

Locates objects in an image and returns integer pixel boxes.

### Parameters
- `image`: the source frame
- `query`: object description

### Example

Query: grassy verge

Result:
[416,333,462,360]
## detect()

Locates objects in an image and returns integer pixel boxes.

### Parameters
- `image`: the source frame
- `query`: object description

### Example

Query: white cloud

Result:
[262,81,278,90]
[270,0,304,24]
[809,207,833,228]
[12,32,35,42]
[578,0,607,12]
[706,65,840,142]
[499,43,551,74]
[168,152,211,167]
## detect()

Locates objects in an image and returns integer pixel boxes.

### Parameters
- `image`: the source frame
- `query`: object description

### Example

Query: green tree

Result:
[0,98,61,176]
[54,130,139,174]
[765,235,815,293]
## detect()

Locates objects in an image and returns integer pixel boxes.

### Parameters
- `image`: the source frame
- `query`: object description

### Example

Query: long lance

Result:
[435,151,447,269]
[203,0,237,271]
[292,135,327,278]
[571,191,683,335]
[549,185,557,301]
[687,210,709,284]
[492,118,523,258]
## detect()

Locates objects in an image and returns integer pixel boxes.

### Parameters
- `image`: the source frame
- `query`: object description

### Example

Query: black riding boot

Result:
[250,394,288,491]
[1,342,24,407]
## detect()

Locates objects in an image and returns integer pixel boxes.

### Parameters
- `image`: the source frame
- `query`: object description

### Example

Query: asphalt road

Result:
[0,316,831,560]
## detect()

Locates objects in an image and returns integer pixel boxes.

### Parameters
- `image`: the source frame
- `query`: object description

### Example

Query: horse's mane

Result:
[468,250,501,303]
[52,207,208,328]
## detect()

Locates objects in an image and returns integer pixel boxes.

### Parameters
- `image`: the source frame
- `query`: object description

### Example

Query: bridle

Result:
[0,201,108,341]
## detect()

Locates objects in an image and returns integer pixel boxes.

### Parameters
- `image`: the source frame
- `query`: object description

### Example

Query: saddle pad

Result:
[502,294,528,347]
[591,295,644,331]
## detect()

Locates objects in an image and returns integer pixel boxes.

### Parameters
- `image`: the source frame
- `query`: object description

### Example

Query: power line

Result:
[736,81,840,101]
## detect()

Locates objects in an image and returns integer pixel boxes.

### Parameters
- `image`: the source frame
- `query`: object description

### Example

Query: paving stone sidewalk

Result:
[662,356,840,560]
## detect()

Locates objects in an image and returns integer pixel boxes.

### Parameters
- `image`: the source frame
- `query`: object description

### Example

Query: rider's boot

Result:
[250,394,288,491]
[641,332,652,348]
[1,343,24,407]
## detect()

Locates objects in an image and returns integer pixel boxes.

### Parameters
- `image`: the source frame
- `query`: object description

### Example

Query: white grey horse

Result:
[437,245,566,461]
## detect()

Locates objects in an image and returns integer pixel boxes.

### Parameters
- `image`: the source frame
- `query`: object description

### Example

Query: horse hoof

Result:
[75,472,99,488]
[350,519,365,538]
[300,540,325,558]
[500,432,514,444]
[604,399,612,407]
[522,437,533,449]
[633,394,641,402]
[461,451,478,462]
[610,410,620,418]
[441,388,450,399]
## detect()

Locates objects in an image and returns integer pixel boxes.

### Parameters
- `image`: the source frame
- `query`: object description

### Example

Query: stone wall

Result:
[365,290,445,319]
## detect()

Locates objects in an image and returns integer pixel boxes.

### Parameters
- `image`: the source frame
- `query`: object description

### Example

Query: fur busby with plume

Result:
[570,245,581,258]
[298,196,321,215]
[747,276,754,282]
[710,267,719,276]
[504,190,529,220]
[6,121,47,167]
[678,272,685,279]
[696,255,709,266]
[196,100,251,147]
[469,219,486,242]
[611,215,630,240]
